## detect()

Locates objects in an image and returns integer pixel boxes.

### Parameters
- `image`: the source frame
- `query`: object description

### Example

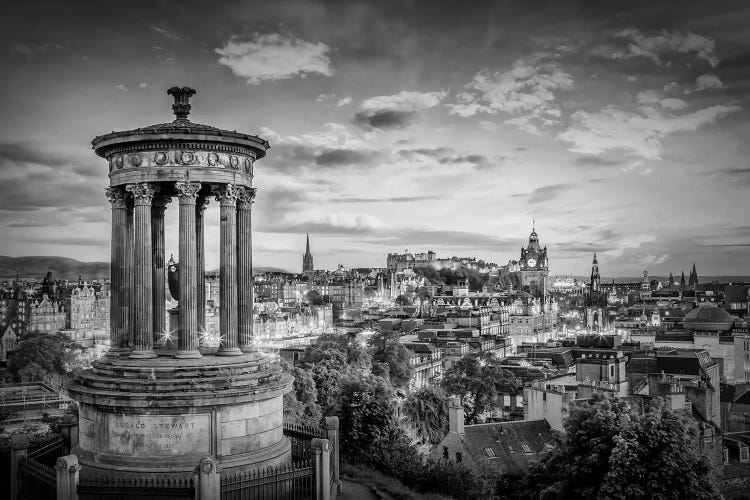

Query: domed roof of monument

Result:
[92,86,268,158]
[683,303,734,332]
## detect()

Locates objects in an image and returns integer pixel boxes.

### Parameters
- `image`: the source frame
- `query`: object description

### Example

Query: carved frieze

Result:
[107,149,255,173]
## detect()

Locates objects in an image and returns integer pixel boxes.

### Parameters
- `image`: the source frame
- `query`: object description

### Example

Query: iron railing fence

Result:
[77,475,195,500]
[283,423,325,461]
[19,454,56,500]
[220,460,314,500]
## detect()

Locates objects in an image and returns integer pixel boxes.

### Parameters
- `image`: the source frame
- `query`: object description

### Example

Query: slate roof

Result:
[462,419,555,475]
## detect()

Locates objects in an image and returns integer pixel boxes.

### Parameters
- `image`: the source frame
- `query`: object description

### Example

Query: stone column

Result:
[310,438,331,500]
[325,416,340,494]
[237,187,256,352]
[175,181,202,359]
[126,182,158,359]
[196,196,209,335]
[214,184,241,355]
[152,194,171,348]
[125,199,134,347]
[105,186,129,356]
[56,454,80,500]
[10,433,28,500]
[197,456,219,499]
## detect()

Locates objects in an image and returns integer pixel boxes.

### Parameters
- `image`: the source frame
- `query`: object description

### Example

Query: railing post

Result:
[11,433,29,500]
[57,455,79,500]
[59,415,79,455]
[324,416,340,495]
[197,456,219,499]
[310,438,330,500]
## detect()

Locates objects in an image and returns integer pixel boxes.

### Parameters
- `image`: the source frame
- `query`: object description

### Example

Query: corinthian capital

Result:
[125,183,158,206]
[196,195,210,214]
[152,194,172,215]
[236,187,257,211]
[212,184,238,205]
[105,186,129,209]
[175,182,202,204]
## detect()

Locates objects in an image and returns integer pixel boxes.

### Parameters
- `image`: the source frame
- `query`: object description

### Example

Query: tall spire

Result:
[302,233,314,273]
[689,261,698,287]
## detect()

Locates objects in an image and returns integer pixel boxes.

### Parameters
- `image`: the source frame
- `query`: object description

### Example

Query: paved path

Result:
[338,478,382,500]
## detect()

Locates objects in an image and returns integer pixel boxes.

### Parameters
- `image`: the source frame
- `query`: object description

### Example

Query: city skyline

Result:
[1,1,749,275]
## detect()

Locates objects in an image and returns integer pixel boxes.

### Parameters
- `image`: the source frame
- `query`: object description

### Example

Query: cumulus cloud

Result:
[337,97,353,106]
[611,29,719,67]
[636,90,687,111]
[558,102,739,160]
[693,73,724,92]
[353,90,447,129]
[115,84,127,92]
[448,54,573,135]
[216,32,332,84]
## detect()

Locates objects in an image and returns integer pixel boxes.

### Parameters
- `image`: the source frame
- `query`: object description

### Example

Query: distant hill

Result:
[0,256,290,280]
[564,275,750,284]
[0,256,110,280]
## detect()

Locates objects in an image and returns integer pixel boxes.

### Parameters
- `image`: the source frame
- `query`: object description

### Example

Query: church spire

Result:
[689,262,698,288]
[302,234,314,273]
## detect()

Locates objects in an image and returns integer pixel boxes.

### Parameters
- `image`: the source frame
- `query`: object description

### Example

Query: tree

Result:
[441,352,521,423]
[510,395,720,500]
[283,366,323,426]
[298,334,371,409]
[305,290,325,306]
[337,374,398,455]
[394,294,412,307]
[18,362,47,382]
[599,400,720,499]
[8,332,70,381]
[372,338,413,388]
[402,387,449,445]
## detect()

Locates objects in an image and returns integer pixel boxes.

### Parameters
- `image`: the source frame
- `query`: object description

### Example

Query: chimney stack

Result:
[449,397,464,434]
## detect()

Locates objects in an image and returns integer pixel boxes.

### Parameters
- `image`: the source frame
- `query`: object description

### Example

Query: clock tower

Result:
[519,221,549,298]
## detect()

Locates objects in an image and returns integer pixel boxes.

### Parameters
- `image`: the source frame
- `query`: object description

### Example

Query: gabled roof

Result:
[461,419,555,475]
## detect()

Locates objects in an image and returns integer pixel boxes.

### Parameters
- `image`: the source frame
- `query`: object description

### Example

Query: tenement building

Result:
[68,87,293,478]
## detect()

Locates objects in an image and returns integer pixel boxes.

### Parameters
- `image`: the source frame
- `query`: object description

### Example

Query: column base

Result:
[239,344,256,353]
[175,350,203,359]
[129,350,158,359]
[217,347,243,356]
[106,347,132,357]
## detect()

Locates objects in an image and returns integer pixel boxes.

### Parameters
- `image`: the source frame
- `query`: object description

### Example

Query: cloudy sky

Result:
[1,0,749,276]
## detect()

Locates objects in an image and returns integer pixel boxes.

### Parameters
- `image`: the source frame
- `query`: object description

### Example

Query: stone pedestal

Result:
[68,353,292,476]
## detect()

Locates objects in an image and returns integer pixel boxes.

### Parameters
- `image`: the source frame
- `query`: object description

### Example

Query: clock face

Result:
[527,258,537,267]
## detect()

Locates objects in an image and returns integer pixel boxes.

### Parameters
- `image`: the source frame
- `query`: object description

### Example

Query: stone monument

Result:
[67,87,292,476]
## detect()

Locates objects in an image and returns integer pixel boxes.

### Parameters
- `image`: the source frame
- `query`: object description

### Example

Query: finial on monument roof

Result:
[167,86,196,122]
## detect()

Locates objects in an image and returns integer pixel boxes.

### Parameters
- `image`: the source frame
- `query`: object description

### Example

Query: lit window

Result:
[741,445,749,463]
[521,444,532,453]
[508,445,515,453]
[485,448,496,458]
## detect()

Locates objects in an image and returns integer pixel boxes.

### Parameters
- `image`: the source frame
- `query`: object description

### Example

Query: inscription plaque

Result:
[106,414,210,457]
